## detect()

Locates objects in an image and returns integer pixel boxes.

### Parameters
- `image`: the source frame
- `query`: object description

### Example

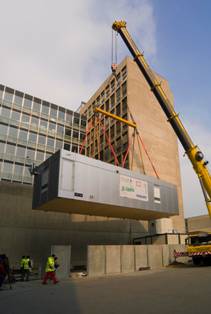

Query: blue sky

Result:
[0,0,210,218]
[152,0,211,127]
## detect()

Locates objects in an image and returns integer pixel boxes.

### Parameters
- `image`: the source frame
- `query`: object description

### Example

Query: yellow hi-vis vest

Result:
[23,258,30,270]
[45,256,55,272]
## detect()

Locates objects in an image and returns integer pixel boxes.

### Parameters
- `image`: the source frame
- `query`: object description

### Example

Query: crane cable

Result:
[127,105,160,179]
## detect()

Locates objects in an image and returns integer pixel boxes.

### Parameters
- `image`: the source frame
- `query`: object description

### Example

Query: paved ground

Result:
[1,266,211,314]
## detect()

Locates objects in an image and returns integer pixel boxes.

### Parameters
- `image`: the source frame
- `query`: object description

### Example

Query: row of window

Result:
[0,105,86,130]
[0,123,85,146]
[0,85,85,124]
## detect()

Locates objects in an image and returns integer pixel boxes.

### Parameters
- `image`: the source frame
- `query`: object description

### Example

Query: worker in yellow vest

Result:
[42,254,59,285]
[20,255,31,281]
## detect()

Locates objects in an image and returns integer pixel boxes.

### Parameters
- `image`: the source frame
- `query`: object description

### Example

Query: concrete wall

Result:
[0,181,148,268]
[87,244,187,277]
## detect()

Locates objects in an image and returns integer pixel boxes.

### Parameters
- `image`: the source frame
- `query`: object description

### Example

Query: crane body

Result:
[112,20,211,217]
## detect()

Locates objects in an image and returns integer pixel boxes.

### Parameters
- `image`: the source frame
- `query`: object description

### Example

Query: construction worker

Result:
[42,254,59,285]
[20,255,31,281]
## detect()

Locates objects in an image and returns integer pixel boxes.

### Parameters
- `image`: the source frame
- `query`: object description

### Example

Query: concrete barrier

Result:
[134,245,148,270]
[121,245,135,273]
[87,244,188,277]
[105,245,121,274]
[88,246,105,276]
[162,245,170,266]
[147,245,163,269]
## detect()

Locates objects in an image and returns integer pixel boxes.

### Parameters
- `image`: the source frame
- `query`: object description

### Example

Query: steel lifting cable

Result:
[136,133,146,174]
[127,104,159,179]
[137,133,159,179]
[122,141,130,168]
[130,130,136,170]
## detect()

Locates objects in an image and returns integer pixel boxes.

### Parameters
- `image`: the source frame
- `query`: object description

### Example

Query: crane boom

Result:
[112,20,211,216]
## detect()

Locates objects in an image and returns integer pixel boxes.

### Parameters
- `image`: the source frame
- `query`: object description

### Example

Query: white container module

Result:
[33,150,179,220]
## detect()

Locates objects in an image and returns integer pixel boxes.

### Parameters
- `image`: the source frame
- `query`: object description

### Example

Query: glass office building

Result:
[0,84,86,184]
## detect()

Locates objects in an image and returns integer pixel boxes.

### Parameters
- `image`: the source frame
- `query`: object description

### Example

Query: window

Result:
[2,106,11,118]
[122,81,127,97]
[21,113,30,124]
[105,85,110,98]
[36,151,44,161]
[65,128,71,138]
[116,88,121,103]
[66,111,73,123]
[0,85,4,100]
[110,125,115,138]
[57,125,64,136]
[14,91,23,107]
[72,145,78,153]
[80,133,85,141]
[50,104,58,119]
[116,104,121,116]
[81,119,86,128]
[73,131,78,139]
[26,148,35,161]
[31,116,39,127]
[40,119,48,132]
[58,109,65,121]
[0,141,5,153]
[3,162,13,174]
[3,162,13,175]
[28,132,37,144]
[110,94,115,108]
[4,88,14,105]
[116,73,121,85]
[14,164,23,176]
[11,110,21,122]
[19,129,28,142]
[16,146,26,158]
[116,121,121,134]
[55,140,63,150]
[8,126,17,139]
[23,95,32,110]
[111,79,115,92]
[38,135,46,145]
[73,116,79,126]
[64,143,70,151]
[42,101,49,115]
[47,137,54,148]
[33,98,41,113]
[122,97,127,113]
[49,122,56,133]
[6,143,16,155]
[105,100,109,111]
